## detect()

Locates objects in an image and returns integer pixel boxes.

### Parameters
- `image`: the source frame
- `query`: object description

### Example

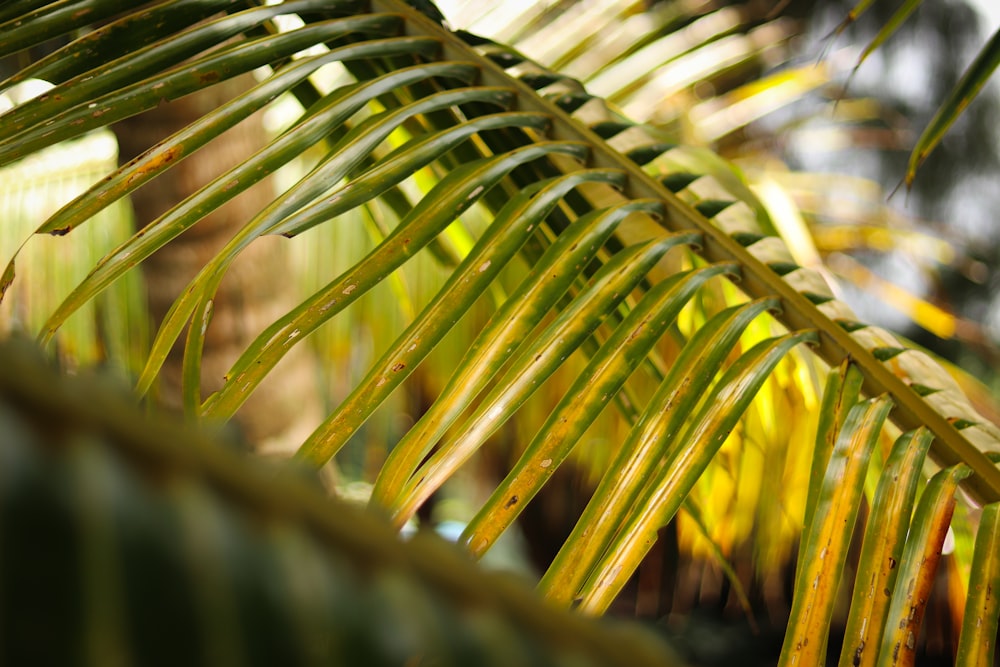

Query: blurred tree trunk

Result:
[114,75,324,459]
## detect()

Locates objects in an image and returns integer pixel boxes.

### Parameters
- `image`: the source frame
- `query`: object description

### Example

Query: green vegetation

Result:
[2,1,999,664]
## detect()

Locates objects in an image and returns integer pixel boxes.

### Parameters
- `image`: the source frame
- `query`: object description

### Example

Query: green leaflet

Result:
[837,428,933,667]
[831,0,878,37]
[576,330,818,613]
[878,463,972,666]
[539,297,781,605]
[200,140,590,419]
[854,0,922,69]
[33,16,408,236]
[461,262,737,557]
[0,0,179,58]
[1,1,361,98]
[0,260,13,302]
[192,141,585,416]
[956,502,1000,667]
[370,198,663,514]
[780,396,893,667]
[394,231,702,525]
[0,0,280,90]
[179,95,537,412]
[798,359,864,577]
[0,19,431,164]
[0,0,58,25]
[264,94,536,238]
[294,168,628,468]
[34,62,478,332]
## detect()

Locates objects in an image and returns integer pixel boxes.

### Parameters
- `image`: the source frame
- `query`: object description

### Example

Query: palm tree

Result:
[1,1,999,664]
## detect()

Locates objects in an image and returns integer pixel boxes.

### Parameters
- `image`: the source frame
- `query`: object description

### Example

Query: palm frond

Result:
[2,1,1000,662]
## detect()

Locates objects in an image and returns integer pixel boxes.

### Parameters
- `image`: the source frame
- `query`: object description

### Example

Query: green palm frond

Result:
[2,1,1000,663]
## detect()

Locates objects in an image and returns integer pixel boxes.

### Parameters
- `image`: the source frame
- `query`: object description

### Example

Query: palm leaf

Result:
[2,0,1000,661]
[878,463,972,667]
[838,427,933,667]
[956,501,1000,667]
[781,395,892,666]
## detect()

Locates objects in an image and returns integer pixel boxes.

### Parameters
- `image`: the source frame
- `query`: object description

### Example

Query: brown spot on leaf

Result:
[134,146,183,179]
[391,363,406,372]
[504,495,519,509]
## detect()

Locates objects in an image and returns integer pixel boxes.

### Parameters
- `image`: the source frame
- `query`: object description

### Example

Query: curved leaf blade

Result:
[34,16,409,236]
[0,0,156,59]
[370,197,662,516]
[395,232,702,525]
[36,61,481,352]
[0,0,345,94]
[293,168,628,467]
[837,428,934,667]
[0,22,437,165]
[779,395,893,667]
[878,463,973,667]
[461,262,738,557]
[202,140,590,420]
[577,330,819,614]
[178,96,534,411]
[906,26,1000,186]
[854,0,922,69]
[538,297,782,605]
[265,96,543,238]
[2,0,226,89]
[804,359,865,539]
[955,502,1000,667]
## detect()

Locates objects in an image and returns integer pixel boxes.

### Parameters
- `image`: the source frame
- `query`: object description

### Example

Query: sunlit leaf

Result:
[462,262,737,557]
[780,395,892,667]
[539,299,783,606]
[294,168,627,467]
[955,502,1000,667]
[838,428,933,667]
[371,197,659,512]
[878,463,972,667]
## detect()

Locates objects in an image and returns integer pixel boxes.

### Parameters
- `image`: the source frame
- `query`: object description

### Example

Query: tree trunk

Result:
[114,75,324,460]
